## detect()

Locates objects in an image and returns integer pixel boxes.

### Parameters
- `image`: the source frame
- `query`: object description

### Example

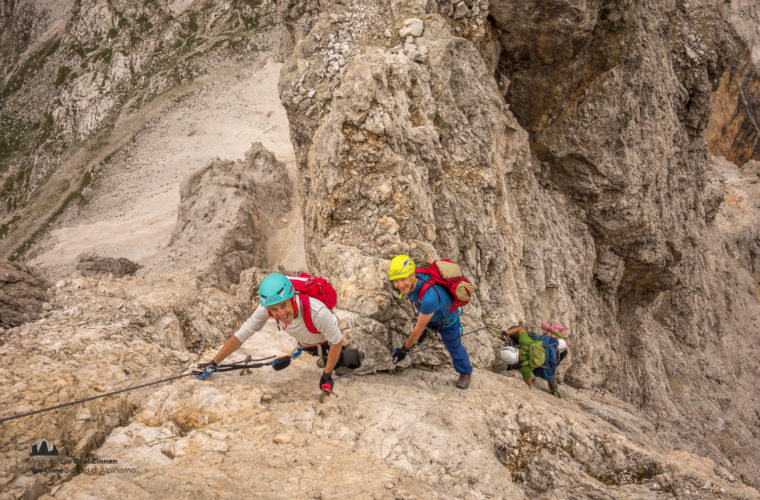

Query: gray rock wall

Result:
[161,142,292,291]
[0,0,282,259]
[0,260,49,329]
[279,0,760,486]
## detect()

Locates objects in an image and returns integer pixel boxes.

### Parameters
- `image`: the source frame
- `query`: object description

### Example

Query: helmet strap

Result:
[291,296,299,318]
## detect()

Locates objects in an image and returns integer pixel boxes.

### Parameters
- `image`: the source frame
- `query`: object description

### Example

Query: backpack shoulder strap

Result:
[299,294,319,334]
[416,273,441,303]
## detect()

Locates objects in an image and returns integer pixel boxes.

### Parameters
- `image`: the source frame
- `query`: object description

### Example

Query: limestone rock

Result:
[75,254,141,278]
[0,0,284,260]
[399,18,423,38]
[0,259,49,329]
[1,0,760,497]
[159,142,291,291]
[279,0,760,488]
[0,272,252,497]
[28,358,760,499]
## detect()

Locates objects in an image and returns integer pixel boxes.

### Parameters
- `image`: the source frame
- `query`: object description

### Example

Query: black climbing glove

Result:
[198,360,218,370]
[194,360,218,379]
[392,345,409,364]
[319,371,334,394]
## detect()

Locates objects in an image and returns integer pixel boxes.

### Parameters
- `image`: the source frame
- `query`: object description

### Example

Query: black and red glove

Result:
[319,371,334,395]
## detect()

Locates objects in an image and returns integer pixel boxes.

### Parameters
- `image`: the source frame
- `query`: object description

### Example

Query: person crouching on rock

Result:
[387,254,473,389]
[196,273,364,394]
[500,325,568,398]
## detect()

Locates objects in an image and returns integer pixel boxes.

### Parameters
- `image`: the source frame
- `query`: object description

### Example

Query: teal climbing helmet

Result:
[258,273,295,307]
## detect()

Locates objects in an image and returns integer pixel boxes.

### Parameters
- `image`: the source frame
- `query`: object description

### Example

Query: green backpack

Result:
[521,340,546,369]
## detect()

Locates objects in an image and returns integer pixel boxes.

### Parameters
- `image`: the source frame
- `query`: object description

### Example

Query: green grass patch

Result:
[9,168,92,261]
[586,468,618,486]
[560,441,576,459]
[232,0,261,8]
[93,48,113,64]
[88,139,109,152]
[241,13,259,30]
[632,463,659,482]
[1,38,61,98]
[137,14,153,32]
[71,43,98,60]
[0,216,21,239]
[186,12,199,34]
[0,137,18,164]
[35,113,55,148]
[1,164,32,213]
[55,66,71,86]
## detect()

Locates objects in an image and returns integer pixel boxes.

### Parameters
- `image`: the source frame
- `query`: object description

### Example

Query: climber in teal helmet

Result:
[197,273,364,394]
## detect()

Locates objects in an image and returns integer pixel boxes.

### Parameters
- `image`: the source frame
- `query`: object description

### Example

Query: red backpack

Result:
[268,273,337,334]
[416,259,475,313]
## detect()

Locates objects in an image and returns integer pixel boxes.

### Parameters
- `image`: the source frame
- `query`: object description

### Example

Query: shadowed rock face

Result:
[0,259,48,329]
[703,0,760,167]
[706,61,760,166]
[278,0,760,487]
[75,254,141,278]
[161,142,292,292]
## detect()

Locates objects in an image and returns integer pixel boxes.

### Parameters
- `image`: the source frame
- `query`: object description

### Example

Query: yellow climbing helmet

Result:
[388,255,416,280]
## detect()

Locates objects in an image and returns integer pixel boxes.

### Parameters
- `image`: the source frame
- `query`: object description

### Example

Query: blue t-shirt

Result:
[408,275,455,323]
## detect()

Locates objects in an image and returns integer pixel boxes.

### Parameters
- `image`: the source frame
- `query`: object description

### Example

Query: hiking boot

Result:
[548,378,560,398]
[455,373,471,390]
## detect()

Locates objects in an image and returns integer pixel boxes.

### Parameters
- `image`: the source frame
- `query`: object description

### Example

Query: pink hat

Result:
[541,321,570,345]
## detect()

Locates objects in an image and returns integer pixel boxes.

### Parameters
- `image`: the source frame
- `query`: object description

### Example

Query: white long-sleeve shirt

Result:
[233,293,342,346]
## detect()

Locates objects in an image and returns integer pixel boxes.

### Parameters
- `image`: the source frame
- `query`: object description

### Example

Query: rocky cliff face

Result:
[705,0,760,166]
[1,0,760,498]
[0,260,49,328]
[278,0,760,487]
[1,272,758,499]
[153,142,292,292]
[0,0,282,259]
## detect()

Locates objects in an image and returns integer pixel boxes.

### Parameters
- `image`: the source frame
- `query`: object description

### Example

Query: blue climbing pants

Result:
[428,316,472,375]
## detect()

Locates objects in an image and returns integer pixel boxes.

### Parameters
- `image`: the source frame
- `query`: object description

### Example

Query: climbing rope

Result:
[0,372,195,424]
[1,327,506,420]
[0,354,287,423]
